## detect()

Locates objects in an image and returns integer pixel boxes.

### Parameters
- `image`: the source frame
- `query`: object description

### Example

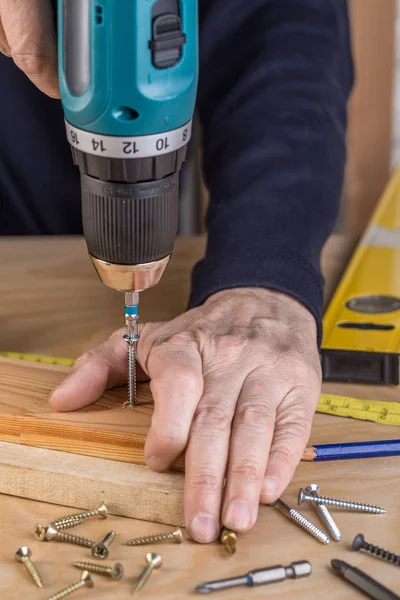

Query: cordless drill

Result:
[57,0,198,406]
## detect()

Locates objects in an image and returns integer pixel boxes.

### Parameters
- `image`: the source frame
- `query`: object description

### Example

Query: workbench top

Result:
[1,235,399,600]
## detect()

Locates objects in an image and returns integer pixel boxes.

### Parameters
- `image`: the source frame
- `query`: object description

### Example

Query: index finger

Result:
[0,0,59,97]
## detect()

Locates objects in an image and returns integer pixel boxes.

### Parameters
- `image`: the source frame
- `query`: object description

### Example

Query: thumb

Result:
[0,0,59,98]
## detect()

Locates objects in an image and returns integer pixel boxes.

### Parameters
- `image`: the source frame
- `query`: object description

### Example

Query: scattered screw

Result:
[52,502,107,528]
[126,528,183,546]
[15,546,43,588]
[47,570,93,600]
[272,498,331,544]
[305,484,342,542]
[220,528,237,556]
[74,560,124,580]
[133,553,162,594]
[92,531,116,559]
[35,518,84,537]
[298,488,386,514]
[352,533,400,566]
[35,524,95,548]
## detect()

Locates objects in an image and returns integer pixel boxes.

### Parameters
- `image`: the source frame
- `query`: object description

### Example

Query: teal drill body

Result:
[57,0,199,408]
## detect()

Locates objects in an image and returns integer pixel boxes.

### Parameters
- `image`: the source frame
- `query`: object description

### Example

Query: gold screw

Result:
[133,553,162,594]
[220,528,237,556]
[91,531,116,559]
[126,527,183,546]
[35,518,84,537]
[74,560,124,580]
[35,524,95,548]
[47,570,93,600]
[52,502,107,528]
[15,546,43,588]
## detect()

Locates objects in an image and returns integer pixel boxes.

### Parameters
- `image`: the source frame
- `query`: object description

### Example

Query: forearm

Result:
[190,0,353,341]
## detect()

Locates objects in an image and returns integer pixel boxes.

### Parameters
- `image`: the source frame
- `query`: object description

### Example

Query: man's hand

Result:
[0,0,59,97]
[49,288,321,542]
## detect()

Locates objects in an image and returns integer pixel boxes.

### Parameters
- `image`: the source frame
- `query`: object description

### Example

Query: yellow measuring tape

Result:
[1,351,399,426]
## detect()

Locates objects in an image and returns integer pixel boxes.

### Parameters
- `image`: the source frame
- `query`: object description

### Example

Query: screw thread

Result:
[74,561,112,575]
[56,531,94,548]
[102,531,116,547]
[306,493,385,513]
[51,518,84,531]
[364,542,400,565]
[53,507,101,526]
[47,580,85,600]
[289,509,331,544]
[22,557,43,588]
[127,532,175,546]
[127,342,137,407]
[134,564,153,593]
[315,504,342,541]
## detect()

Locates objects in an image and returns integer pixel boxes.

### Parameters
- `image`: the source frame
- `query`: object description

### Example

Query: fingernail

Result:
[262,476,277,497]
[190,513,217,543]
[224,500,251,530]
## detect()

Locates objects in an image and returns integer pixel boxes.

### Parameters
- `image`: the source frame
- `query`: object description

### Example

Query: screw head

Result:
[81,571,94,588]
[305,484,320,495]
[34,523,47,541]
[97,502,108,519]
[352,533,366,551]
[91,543,108,560]
[172,528,183,543]
[15,546,31,561]
[146,553,162,568]
[111,562,124,580]
[298,488,307,505]
[44,525,58,541]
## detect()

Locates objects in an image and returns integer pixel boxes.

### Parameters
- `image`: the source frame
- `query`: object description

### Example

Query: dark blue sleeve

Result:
[189,0,353,343]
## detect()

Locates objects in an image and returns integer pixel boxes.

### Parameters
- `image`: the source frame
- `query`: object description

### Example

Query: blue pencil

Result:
[302,439,400,462]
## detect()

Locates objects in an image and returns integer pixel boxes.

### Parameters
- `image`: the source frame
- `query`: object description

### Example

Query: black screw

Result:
[352,533,400,566]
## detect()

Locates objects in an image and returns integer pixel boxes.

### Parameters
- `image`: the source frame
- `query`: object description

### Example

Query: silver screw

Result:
[305,484,342,542]
[51,502,108,527]
[273,498,331,544]
[92,531,116,559]
[126,528,183,546]
[35,524,95,548]
[15,546,43,588]
[74,561,124,580]
[47,570,93,600]
[298,488,386,514]
[133,553,162,594]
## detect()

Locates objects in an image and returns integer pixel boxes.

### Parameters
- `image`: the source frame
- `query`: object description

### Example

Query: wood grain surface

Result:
[1,234,400,599]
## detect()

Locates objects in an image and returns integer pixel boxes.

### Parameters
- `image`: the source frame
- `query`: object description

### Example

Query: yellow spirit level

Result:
[322,168,400,384]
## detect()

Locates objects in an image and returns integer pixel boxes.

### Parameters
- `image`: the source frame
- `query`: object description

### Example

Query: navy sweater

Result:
[0,0,353,338]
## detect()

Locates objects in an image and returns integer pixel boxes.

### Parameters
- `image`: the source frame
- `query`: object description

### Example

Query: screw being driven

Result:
[47,570,93,600]
[298,488,386,514]
[126,528,183,546]
[352,533,400,566]
[133,553,162,594]
[305,484,342,542]
[273,498,330,544]
[92,531,116,559]
[51,502,108,528]
[74,561,124,580]
[15,546,43,588]
[35,524,95,548]
[123,292,140,409]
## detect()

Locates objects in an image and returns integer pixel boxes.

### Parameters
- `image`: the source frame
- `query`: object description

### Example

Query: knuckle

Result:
[12,52,46,76]
[270,444,297,465]
[191,405,232,434]
[152,428,187,452]
[168,330,198,348]
[234,402,274,432]
[229,459,263,482]
[186,469,221,493]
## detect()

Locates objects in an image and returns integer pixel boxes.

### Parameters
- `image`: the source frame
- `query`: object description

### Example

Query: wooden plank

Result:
[346,0,396,235]
[0,441,184,526]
